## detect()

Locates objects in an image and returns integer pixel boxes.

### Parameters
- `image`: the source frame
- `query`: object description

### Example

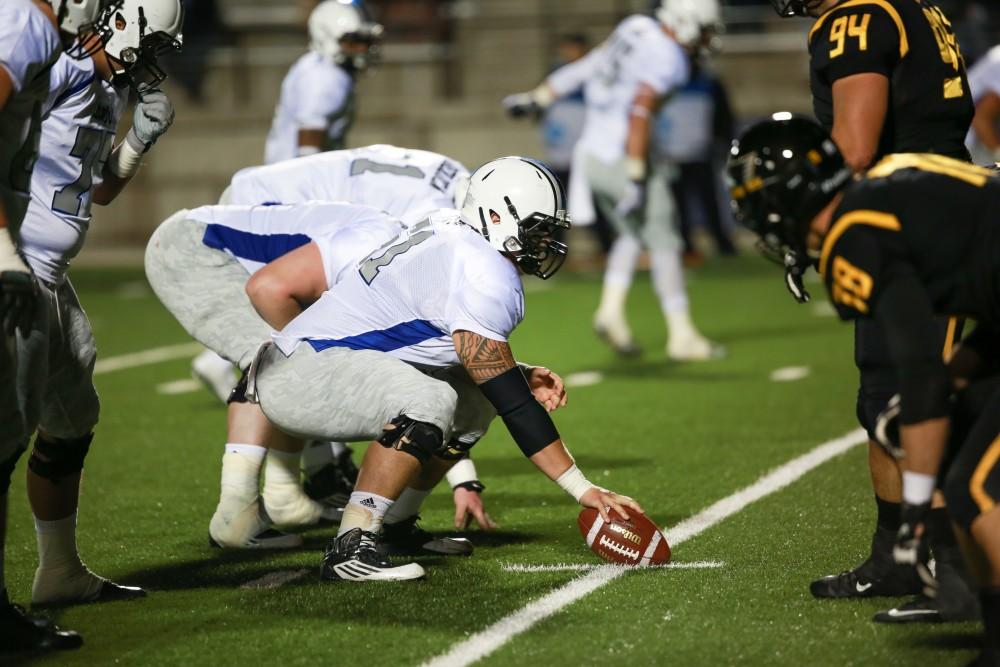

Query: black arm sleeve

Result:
[479,366,560,457]
[874,264,952,425]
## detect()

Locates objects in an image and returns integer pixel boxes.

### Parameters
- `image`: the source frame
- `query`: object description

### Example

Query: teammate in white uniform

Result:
[1,0,183,633]
[147,201,409,548]
[192,145,492,538]
[505,0,724,362]
[0,0,119,653]
[965,45,1000,165]
[264,1,382,164]
[244,157,637,582]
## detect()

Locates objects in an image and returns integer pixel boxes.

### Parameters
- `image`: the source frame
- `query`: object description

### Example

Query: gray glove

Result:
[126,89,175,151]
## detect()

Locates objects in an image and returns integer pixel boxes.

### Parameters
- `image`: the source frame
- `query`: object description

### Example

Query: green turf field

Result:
[5,258,983,666]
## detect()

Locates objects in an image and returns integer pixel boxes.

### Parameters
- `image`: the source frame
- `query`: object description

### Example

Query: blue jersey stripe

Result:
[202,224,311,264]
[52,73,96,109]
[307,320,446,353]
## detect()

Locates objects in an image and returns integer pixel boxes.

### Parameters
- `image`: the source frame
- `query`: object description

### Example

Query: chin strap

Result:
[784,252,811,303]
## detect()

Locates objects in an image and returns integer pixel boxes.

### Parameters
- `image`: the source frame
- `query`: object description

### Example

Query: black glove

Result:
[502,92,543,119]
[0,270,38,336]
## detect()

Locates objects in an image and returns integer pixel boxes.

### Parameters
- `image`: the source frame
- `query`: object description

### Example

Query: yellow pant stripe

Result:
[970,435,1000,514]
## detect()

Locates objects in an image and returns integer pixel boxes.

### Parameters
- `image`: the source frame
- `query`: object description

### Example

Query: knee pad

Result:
[0,447,26,495]
[376,416,444,464]
[28,432,93,483]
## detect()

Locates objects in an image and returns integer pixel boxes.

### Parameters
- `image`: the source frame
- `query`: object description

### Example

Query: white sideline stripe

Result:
[156,378,202,395]
[240,568,311,590]
[93,342,203,375]
[501,560,725,573]
[769,366,811,383]
[420,427,867,667]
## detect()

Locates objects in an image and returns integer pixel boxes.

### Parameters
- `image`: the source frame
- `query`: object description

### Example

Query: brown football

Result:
[577,508,671,566]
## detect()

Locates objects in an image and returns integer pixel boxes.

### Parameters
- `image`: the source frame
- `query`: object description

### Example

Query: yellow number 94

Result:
[829,13,871,59]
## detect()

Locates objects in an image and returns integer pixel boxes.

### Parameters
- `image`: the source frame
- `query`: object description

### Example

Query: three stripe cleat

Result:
[321,528,426,582]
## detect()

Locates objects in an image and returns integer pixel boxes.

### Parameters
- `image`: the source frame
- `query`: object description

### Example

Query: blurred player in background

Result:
[505,0,724,362]
[1,0,114,653]
[246,158,632,582]
[264,0,382,165]
[771,0,978,624]
[965,44,1000,164]
[14,0,183,616]
[729,115,1000,667]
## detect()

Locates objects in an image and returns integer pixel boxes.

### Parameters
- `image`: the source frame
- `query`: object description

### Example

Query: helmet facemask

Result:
[769,0,826,17]
[103,2,184,98]
[336,24,384,72]
[498,208,570,280]
[57,0,120,60]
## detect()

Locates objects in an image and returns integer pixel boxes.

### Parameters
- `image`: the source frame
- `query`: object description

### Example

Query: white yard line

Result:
[769,366,811,383]
[501,560,724,574]
[240,569,311,590]
[420,427,867,667]
[564,371,604,388]
[93,342,203,375]
[156,378,202,395]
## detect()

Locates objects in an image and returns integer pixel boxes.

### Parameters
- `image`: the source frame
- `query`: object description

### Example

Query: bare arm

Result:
[624,83,659,175]
[831,73,889,172]
[296,128,325,156]
[246,241,328,329]
[92,166,130,206]
[972,92,1000,153]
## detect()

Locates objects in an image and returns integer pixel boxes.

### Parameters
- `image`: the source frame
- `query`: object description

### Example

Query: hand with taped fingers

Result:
[453,485,498,531]
[525,366,567,412]
[580,486,644,522]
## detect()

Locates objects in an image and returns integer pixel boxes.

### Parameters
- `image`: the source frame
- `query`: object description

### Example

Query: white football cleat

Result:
[32,562,146,607]
[191,349,239,404]
[209,498,302,549]
[666,333,727,362]
[593,313,642,357]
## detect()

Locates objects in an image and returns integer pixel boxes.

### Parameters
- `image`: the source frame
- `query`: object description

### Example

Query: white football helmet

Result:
[309,1,384,71]
[656,0,721,48]
[102,0,184,93]
[461,157,571,279]
[51,0,116,59]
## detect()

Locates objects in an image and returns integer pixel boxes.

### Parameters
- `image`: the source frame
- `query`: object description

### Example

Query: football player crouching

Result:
[240,157,640,581]
[728,115,1000,665]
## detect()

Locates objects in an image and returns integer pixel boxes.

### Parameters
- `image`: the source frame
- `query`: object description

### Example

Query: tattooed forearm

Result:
[453,330,517,384]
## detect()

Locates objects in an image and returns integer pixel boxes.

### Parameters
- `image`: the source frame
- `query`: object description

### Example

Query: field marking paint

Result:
[564,371,604,388]
[501,560,724,574]
[769,366,811,383]
[420,427,867,667]
[156,378,202,395]
[240,569,311,590]
[93,342,203,375]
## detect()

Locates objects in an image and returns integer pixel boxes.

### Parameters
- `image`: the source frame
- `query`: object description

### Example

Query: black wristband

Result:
[453,480,485,493]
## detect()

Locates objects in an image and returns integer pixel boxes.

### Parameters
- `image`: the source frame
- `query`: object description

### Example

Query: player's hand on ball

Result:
[580,487,643,522]
[527,366,567,412]
[128,89,175,149]
[453,486,498,531]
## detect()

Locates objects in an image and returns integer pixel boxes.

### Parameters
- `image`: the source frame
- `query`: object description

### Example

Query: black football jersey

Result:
[809,0,974,162]
[821,154,1000,324]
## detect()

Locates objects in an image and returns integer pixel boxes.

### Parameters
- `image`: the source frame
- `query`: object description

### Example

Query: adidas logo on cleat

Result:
[360,497,378,509]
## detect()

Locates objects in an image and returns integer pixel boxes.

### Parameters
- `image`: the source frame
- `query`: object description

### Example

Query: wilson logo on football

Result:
[608,524,643,545]
[599,535,640,561]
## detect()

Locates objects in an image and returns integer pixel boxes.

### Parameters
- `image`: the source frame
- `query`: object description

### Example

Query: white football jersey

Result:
[19,54,127,284]
[548,15,689,164]
[186,201,403,287]
[965,45,1000,162]
[228,144,469,227]
[0,0,60,233]
[264,51,355,164]
[273,211,525,369]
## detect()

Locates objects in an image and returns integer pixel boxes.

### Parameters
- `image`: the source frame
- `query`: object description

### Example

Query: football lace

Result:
[599,534,640,561]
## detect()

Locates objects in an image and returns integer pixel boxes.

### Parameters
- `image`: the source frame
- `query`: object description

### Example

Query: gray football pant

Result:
[144,210,267,371]
[584,153,681,252]
[0,279,100,462]
[254,344,497,449]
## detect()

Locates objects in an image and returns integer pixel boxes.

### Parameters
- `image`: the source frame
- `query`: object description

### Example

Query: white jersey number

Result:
[350,158,425,180]
[52,126,114,216]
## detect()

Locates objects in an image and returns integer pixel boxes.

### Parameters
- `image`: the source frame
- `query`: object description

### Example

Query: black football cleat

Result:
[0,591,82,653]
[378,515,473,557]
[303,449,356,510]
[874,562,982,624]
[91,580,146,604]
[320,528,425,582]
[810,527,924,599]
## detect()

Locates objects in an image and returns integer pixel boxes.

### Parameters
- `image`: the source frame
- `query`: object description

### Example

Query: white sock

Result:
[301,441,349,475]
[338,491,394,536]
[651,249,690,318]
[35,513,83,573]
[220,443,266,505]
[383,488,430,525]
[265,449,300,489]
[597,235,642,320]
